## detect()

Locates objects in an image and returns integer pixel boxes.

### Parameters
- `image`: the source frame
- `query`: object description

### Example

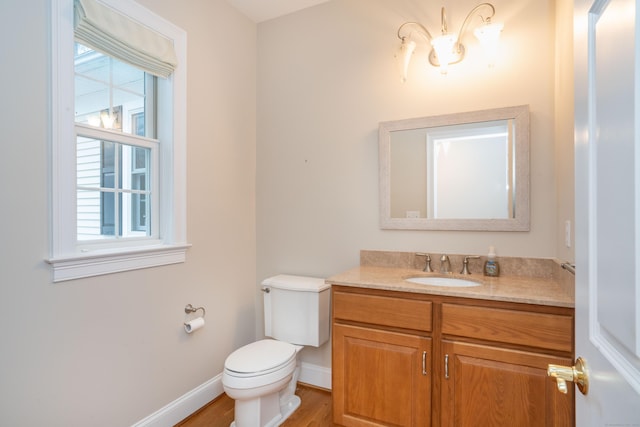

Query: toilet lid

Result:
[225,339,296,376]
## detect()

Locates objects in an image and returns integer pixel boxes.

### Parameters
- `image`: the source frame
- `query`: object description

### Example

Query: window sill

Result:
[47,243,191,282]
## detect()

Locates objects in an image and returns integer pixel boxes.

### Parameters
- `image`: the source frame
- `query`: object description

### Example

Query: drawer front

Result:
[441,303,573,352]
[333,291,432,332]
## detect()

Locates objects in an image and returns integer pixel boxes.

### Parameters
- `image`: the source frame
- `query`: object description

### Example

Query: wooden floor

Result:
[175,384,340,427]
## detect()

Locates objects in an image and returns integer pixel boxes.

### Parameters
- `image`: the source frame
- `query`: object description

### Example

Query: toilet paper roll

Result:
[184,316,205,334]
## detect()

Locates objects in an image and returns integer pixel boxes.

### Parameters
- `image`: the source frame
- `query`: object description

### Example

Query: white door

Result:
[573,0,640,423]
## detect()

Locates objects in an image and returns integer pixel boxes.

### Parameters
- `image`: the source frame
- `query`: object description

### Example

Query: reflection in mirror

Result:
[391,120,513,219]
[380,105,529,231]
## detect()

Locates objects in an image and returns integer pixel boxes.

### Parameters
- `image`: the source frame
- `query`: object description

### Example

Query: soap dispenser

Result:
[484,246,500,277]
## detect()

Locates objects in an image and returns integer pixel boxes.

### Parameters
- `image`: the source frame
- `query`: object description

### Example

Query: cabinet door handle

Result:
[444,354,450,379]
[422,351,428,375]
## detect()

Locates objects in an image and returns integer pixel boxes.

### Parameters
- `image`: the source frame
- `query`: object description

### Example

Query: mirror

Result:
[379,105,529,231]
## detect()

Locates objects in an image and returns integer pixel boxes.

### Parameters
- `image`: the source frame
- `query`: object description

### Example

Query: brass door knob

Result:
[547,357,589,395]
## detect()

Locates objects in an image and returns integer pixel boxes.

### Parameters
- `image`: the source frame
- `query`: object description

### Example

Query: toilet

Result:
[222,274,330,427]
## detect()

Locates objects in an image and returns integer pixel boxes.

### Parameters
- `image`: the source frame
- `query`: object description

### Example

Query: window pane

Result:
[100,191,117,236]
[120,144,150,191]
[74,43,153,137]
[133,146,147,170]
[101,140,118,189]
[77,189,105,240]
[124,192,150,234]
[77,136,151,240]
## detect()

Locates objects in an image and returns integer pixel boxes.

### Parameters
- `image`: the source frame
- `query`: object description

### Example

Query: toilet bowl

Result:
[223,339,302,427]
[221,274,330,427]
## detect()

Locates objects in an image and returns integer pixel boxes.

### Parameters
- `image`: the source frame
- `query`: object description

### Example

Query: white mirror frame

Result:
[379,105,530,231]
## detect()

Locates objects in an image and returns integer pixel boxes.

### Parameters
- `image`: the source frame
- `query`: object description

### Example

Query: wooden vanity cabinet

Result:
[439,302,575,427]
[332,287,433,426]
[439,340,573,427]
[331,286,575,427]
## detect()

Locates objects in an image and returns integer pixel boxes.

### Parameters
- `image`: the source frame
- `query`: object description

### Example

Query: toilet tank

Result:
[262,274,330,347]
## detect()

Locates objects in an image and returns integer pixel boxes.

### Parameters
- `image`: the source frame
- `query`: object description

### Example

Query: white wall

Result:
[0,0,257,425]
[256,0,571,369]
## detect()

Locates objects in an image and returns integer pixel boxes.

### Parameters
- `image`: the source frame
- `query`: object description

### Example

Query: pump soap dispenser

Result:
[484,246,500,277]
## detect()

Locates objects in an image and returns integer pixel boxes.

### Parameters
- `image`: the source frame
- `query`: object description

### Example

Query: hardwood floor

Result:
[175,384,340,427]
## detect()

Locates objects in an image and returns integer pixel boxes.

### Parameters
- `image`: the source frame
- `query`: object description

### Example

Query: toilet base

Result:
[225,347,303,427]
[229,394,301,427]
[278,394,301,425]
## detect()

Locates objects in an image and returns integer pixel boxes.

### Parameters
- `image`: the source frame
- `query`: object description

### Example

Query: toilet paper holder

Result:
[184,304,206,318]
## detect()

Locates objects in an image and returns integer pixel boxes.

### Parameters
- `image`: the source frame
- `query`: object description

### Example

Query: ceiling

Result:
[225,0,331,23]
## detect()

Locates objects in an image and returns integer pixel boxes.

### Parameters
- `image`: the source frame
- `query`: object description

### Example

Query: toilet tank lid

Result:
[262,274,329,292]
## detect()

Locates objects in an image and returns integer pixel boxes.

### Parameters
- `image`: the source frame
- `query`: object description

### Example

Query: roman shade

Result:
[74,0,178,78]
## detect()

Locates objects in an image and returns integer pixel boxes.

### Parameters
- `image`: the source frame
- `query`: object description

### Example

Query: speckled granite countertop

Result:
[326,251,575,308]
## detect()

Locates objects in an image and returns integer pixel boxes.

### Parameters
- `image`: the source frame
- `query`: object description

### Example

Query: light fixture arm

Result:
[440,7,449,34]
[397,21,433,43]
[454,2,496,52]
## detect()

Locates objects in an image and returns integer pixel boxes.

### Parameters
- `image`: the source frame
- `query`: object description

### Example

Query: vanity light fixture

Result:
[396,2,503,80]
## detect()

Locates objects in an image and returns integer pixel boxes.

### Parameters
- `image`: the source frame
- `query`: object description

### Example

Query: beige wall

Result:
[0,0,257,425]
[256,0,573,367]
[0,0,576,423]
[555,0,576,261]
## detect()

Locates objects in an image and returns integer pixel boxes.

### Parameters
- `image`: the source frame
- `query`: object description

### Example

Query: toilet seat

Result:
[223,339,297,391]
[225,339,296,376]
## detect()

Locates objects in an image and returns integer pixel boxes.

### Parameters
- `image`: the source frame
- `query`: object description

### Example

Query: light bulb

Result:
[474,22,503,67]
[396,38,417,83]
[101,112,115,129]
[88,115,101,127]
[431,33,457,74]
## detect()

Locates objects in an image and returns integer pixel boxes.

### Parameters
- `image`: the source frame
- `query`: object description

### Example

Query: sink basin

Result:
[405,276,481,287]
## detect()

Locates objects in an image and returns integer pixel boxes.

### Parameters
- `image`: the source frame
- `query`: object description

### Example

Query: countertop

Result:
[327,265,574,308]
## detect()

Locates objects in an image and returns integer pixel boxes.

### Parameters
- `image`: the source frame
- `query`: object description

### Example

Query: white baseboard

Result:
[299,362,332,390]
[131,374,223,427]
[132,363,331,427]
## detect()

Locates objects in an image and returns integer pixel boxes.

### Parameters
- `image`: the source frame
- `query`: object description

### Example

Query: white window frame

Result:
[48,0,189,282]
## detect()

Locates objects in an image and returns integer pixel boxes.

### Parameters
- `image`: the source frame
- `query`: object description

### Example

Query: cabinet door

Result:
[333,323,431,427]
[440,340,574,427]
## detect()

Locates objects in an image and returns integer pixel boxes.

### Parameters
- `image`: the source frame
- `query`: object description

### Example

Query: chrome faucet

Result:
[439,255,451,274]
[460,255,481,274]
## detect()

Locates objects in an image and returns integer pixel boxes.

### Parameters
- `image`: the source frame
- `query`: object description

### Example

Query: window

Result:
[75,45,155,241]
[48,0,188,282]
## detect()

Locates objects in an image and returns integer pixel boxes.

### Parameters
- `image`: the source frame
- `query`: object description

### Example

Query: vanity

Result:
[329,251,575,427]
